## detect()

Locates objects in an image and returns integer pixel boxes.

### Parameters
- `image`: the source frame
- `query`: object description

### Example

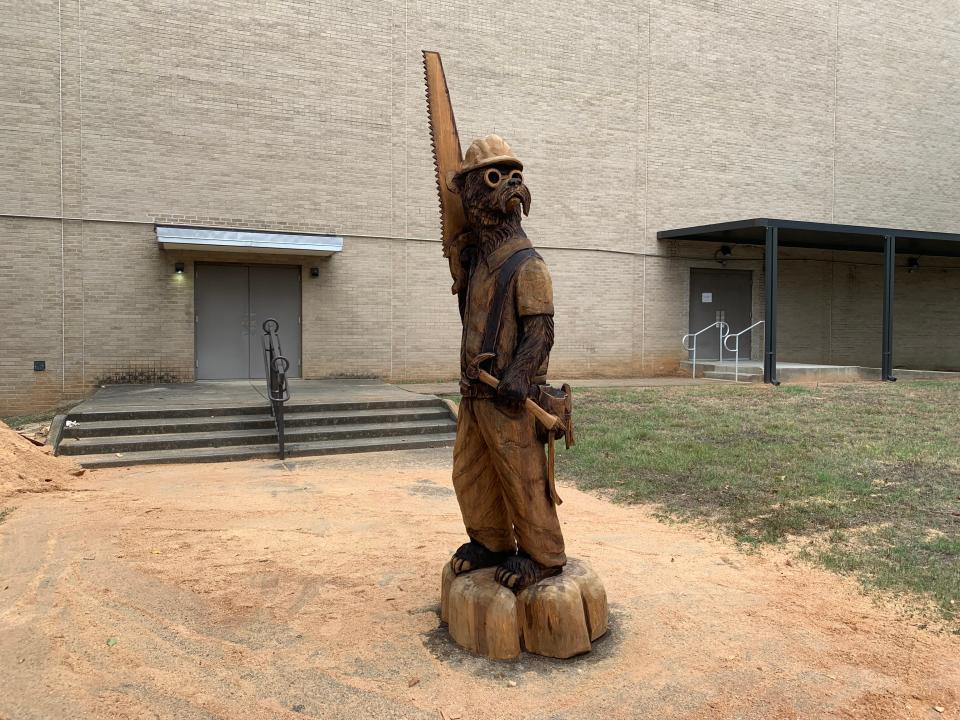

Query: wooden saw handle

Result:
[475,369,563,431]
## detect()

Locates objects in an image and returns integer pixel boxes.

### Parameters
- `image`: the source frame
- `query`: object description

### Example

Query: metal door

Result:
[249,266,301,379]
[195,264,302,379]
[688,269,752,360]
[195,265,250,380]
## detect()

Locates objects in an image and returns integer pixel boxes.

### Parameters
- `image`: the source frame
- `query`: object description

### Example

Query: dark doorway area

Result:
[688,269,753,360]
[195,264,302,380]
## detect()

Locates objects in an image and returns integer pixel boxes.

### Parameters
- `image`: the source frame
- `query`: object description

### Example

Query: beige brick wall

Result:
[0,0,62,217]
[3,224,958,415]
[0,218,70,412]
[835,1,960,229]
[2,0,959,412]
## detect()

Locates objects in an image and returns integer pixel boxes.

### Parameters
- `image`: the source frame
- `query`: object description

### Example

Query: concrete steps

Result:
[64,406,452,437]
[681,360,762,382]
[57,398,457,468]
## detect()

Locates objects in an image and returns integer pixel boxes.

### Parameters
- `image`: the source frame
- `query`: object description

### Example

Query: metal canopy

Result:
[657,218,960,385]
[657,217,960,257]
[157,226,344,256]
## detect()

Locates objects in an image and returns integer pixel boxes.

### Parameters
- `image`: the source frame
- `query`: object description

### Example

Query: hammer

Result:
[465,352,563,431]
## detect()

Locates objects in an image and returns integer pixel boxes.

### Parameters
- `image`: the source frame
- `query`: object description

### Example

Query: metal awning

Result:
[156,226,343,256]
[657,218,960,257]
[657,218,960,386]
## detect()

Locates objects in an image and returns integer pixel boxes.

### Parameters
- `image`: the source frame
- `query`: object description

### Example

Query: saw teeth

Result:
[423,51,462,254]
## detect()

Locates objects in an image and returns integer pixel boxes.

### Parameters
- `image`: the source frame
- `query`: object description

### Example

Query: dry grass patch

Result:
[558,381,960,628]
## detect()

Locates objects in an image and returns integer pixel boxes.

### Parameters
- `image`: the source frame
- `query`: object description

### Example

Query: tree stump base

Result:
[439,558,608,660]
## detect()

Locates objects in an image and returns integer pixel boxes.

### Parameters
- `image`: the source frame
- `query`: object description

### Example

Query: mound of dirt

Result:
[0,421,81,503]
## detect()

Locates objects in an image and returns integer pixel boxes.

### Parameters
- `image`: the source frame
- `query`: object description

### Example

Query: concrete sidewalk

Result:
[400,376,721,396]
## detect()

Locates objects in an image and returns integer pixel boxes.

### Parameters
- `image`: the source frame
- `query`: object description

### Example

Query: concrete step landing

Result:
[682,361,960,383]
[703,370,764,383]
[682,360,865,383]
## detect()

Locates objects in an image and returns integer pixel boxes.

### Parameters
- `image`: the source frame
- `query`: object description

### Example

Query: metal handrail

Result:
[262,318,290,459]
[682,321,729,378]
[723,321,765,383]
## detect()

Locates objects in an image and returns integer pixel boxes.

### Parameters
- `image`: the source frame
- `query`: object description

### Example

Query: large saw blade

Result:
[423,50,468,293]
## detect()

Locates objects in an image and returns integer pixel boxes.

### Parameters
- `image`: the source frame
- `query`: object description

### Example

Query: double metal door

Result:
[195,264,301,380]
[688,269,752,360]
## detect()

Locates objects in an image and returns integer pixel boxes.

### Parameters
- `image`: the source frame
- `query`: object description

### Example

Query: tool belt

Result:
[534,383,575,448]
[533,382,575,507]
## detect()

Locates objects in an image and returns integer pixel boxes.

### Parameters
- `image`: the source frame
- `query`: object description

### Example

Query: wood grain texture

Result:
[440,561,456,625]
[517,574,590,658]
[445,567,522,661]
[422,51,468,294]
[439,558,608,660]
[562,558,609,641]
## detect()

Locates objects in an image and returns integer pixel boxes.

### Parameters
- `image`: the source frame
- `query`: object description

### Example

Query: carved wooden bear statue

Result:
[447,135,566,592]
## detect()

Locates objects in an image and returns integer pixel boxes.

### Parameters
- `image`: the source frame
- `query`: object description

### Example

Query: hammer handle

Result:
[475,369,563,431]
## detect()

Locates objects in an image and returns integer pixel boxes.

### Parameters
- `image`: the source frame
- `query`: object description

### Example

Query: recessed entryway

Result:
[688,268,753,360]
[195,264,302,380]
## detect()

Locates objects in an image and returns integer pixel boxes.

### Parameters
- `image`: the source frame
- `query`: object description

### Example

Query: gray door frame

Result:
[194,262,303,380]
[688,268,753,360]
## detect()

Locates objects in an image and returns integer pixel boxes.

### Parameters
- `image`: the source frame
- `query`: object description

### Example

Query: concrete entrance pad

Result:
[70,378,435,414]
[681,360,960,383]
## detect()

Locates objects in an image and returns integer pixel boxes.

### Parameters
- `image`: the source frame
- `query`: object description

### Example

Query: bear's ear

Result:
[445,170,462,194]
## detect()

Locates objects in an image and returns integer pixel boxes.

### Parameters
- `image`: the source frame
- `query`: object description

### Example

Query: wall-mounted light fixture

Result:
[174,262,185,274]
[715,245,733,266]
[310,267,320,278]
[907,257,920,273]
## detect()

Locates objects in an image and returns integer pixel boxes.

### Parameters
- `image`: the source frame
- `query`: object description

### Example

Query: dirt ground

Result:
[0,422,79,503]
[1,443,958,720]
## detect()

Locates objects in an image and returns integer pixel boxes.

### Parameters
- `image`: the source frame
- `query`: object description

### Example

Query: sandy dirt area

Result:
[1,445,957,720]
[0,421,80,503]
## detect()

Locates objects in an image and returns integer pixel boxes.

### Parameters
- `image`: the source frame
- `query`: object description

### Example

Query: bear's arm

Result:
[497,258,555,407]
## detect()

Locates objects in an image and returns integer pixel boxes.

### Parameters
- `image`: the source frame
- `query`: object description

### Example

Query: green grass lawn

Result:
[557,381,960,628]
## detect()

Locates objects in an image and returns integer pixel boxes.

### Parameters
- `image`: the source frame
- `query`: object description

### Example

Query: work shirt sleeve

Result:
[515,258,554,317]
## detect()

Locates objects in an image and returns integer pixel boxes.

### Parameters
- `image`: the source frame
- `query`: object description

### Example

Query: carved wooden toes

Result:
[440,557,608,661]
[444,567,522,660]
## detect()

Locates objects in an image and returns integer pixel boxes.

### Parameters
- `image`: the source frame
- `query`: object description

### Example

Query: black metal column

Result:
[763,225,780,385]
[882,235,897,382]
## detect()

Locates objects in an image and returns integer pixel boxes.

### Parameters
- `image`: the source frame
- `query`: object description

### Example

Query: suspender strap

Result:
[480,248,540,361]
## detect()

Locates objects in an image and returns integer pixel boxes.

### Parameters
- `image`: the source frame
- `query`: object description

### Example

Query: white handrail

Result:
[723,321,765,382]
[682,321,729,378]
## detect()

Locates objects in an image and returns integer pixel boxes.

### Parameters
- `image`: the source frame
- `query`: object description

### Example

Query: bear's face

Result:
[458,163,532,229]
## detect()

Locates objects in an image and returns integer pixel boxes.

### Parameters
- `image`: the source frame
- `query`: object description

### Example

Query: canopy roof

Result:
[157,225,343,256]
[657,218,960,258]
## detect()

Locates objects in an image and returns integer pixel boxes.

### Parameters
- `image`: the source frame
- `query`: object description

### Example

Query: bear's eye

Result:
[484,168,502,188]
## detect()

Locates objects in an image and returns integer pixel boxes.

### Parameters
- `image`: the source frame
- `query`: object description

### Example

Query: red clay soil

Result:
[0,421,81,504]
[0,447,957,720]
